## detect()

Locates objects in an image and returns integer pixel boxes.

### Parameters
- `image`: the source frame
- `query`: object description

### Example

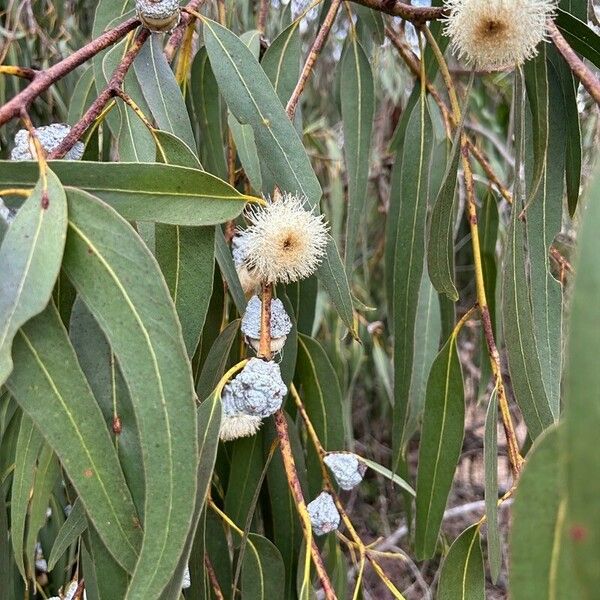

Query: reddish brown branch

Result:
[548,20,600,107]
[0,17,140,127]
[257,0,270,34]
[164,0,204,62]
[286,0,342,119]
[48,30,150,159]
[351,0,444,23]
[204,555,225,600]
[273,410,337,600]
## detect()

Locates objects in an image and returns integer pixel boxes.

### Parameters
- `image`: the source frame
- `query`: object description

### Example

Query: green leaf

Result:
[215,228,247,316]
[225,433,265,528]
[0,161,246,226]
[510,425,580,599]
[427,124,461,301]
[196,319,241,401]
[5,302,142,573]
[154,129,203,169]
[48,498,87,572]
[484,389,501,583]
[403,273,441,448]
[341,36,374,273]
[437,525,485,600]
[190,47,228,179]
[25,444,60,582]
[392,97,435,471]
[228,112,263,191]
[296,334,345,496]
[203,17,322,206]
[415,335,464,559]
[241,533,285,600]
[134,36,196,151]
[354,5,384,45]
[563,166,600,594]
[359,458,415,496]
[69,298,145,516]
[556,9,600,70]
[61,188,198,598]
[501,74,555,440]
[525,59,566,420]
[261,21,302,104]
[316,237,357,338]
[156,225,215,357]
[10,413,44,581]
[67,66,96,125]
[0,169,67,386]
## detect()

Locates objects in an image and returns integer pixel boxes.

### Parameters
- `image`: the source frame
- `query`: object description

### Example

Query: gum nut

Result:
[223,357,287,418]
[236,264,262,296]
[248,335,287,354]
[11,124,84,161]
[136,0,180,31]
[241,295,292,340]
[323,452,367,490]
[307,492,340,536]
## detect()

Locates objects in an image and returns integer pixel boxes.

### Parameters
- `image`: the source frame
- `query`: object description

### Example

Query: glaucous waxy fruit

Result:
[324,452,367,490]
[241,295,293,353]
[444,0,556,70]
[232,231,262,295]
[136,0,180,32]
[10,124,84,161]
[307,491,340,536]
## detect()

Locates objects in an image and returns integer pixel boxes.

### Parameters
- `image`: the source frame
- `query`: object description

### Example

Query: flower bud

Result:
[136,0,180,32]
[324,452,367,490]
[307,492,340,536]
[219,413,262,442]
[241,295,292,353]
[11,124,84,161]
[222,358,287,418]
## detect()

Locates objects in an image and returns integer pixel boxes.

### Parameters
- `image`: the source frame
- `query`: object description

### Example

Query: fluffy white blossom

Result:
[219,413,263,442]
[444,0,556,70]
[242,193,329,284]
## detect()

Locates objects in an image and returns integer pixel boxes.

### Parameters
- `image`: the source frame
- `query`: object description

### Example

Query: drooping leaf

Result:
[134,35,196,150]
[295,334,345,495]
[202,17,322,207]
[392,97,435,471]
[415,335,464,559]
[61,188,198,598]
[484,389,502,583]
[0,161,246,226]
[359,458,415,496]
[228,112,263,191]
[563,167,600,594]
[215,227,247,315]
[0,169,67,386]
[502,74,555,439]
[190,46,228,179]
[67,66,96,125]
[437,525,485,600]
[6,302,142,573]
[10,413,44,581]
[510,425,579,599]
[341,35,374,274]
[241,533,285,600]
[555,9,600,70]
[48,498,87,572]
[154,129,203,168]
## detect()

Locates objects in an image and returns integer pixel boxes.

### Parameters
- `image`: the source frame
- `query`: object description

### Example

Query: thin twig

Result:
[258,282,273,359]
[0,17,140,126]
[164,0,204,62]
[204,555,225,600]
[286,0,342,119]
[350,0,444,23]
[0,65,37,79]
[257,0,270,34]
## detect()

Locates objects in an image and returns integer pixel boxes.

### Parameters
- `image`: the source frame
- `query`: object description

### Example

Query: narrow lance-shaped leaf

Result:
[61,188,198,598]
[437,525,485,600]
[415,334,465,559]
[341,35,374,274]
[501,73,555,439]
[241,533,285,600]
[202,17,322,207]
[484,389,502,583]
[525,60,566,419]
[0,169,67,386]
[392,98,435,471]
[190,47,228,179]
[10,413,44,582]
[134,35,197,151]
[563,168,600,594]
[6,302,142,573]
[0,161,246,226]
[47,498,87,572]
